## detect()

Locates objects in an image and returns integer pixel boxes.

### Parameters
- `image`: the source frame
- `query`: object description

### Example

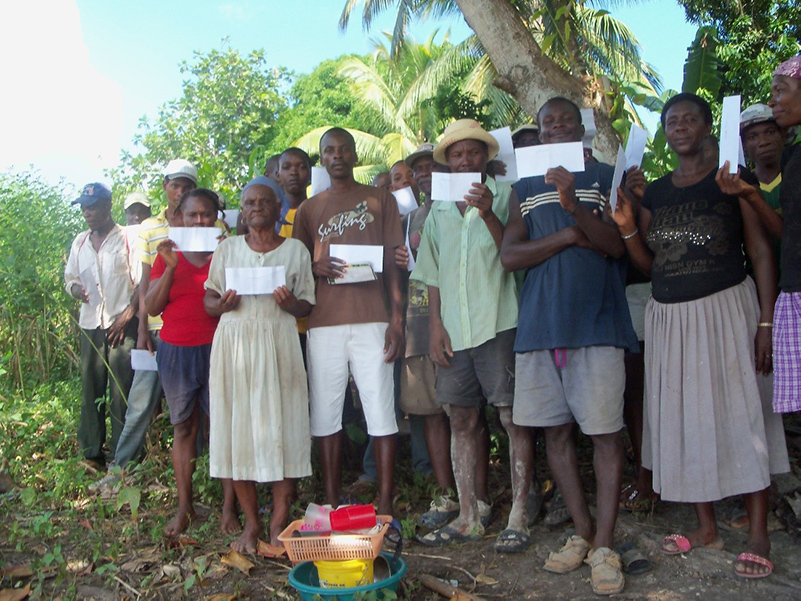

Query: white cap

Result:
[163,159,198,183]
[124,192,150,210]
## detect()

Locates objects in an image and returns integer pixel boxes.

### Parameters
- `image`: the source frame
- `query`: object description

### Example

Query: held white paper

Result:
[625,124,648,169]
[431,172,482,202]
[311,166,331,196]
[225,266,287,295]
[581,108,597,150]
[609,146,627,215]
[222,210,240,229]
[719,95,742,174]
[79,267,102,309]
[131,349,158,371]
[405,218,416,272]
[393,187,419,216]
[168,227,222,252]
[330,244,384,273]
[516,142,585,178]
[489,126,519,182]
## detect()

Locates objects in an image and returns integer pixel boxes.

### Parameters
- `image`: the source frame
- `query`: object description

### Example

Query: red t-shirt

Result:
[151,253,219,346]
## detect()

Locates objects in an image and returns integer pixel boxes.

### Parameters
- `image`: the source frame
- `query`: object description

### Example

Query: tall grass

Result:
[0,171,83,396]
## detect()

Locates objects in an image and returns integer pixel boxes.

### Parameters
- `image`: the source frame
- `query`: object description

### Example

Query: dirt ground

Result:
[4,426,801,600]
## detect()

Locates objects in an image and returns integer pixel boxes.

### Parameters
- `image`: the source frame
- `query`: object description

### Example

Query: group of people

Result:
[65,53,801,596]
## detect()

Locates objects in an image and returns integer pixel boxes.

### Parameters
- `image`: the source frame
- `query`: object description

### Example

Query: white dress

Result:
[206,236,314,482]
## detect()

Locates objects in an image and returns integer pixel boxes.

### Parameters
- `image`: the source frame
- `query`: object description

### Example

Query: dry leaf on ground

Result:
[206,595,237,601]
[220,550,254,575]
[0,583,31,601]
[475,573,497,585]
[256,540,286,558]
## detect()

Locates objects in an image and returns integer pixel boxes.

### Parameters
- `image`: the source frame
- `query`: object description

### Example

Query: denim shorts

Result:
[157,341,211,425]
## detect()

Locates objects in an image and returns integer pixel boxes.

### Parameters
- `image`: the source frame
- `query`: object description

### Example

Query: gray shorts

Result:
[436,329,515,409]
[513,346,624,435]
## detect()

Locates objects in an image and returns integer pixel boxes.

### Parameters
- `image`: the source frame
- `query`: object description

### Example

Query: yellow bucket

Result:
[314,558,374,588]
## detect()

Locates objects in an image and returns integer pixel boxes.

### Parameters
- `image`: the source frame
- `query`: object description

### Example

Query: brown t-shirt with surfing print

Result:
[293,183,403,329]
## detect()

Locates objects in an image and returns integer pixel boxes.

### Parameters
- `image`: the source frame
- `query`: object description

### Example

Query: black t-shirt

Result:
[780,143,801,292]
[642,168,755,303]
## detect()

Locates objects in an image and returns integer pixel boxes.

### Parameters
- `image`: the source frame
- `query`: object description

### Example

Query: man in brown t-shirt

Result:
[293,127,404,515]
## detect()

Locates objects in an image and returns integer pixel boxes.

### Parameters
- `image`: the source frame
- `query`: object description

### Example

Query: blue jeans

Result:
[112,332,163,469]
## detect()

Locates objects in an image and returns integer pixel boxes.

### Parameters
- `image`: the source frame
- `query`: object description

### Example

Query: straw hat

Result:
[433,119,500,165]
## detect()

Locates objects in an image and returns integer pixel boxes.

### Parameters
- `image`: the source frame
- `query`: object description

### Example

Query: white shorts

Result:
[625,282,651,342]
[307,323,398,437]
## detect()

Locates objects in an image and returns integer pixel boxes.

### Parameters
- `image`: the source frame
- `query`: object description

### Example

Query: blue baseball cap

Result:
[72,182,112,207]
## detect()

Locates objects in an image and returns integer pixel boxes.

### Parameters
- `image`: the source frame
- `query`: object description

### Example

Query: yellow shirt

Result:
[277,207,308,334]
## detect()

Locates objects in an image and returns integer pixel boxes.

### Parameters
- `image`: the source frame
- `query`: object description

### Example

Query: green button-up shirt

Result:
[410,176,518,352]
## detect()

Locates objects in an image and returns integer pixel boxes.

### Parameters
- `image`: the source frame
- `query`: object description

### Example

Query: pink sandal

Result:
[661,533,724,556]
[734,552,773,579]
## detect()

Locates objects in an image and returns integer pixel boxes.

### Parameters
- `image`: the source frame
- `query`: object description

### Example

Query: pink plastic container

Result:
[302,503,332,531]
[329,504,377,531]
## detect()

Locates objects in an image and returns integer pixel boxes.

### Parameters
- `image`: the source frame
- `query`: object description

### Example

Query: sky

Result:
[0,1,697,192]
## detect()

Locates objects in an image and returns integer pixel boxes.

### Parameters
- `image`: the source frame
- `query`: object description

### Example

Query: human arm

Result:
[427,285,453,368]
[64,238,89,302]
[395,245,409,270]
[136,263,153,351]
[382,246,405,363]
[203,289,242,316]
[717,163,783,238]
[611,188,654,277]
[106,286,138,347]
[500,192,599,271]
[465,181,504,250]
[144,242,179,316]
[547,166,625,258]
[740,197,778,376]
[273,286,312,318]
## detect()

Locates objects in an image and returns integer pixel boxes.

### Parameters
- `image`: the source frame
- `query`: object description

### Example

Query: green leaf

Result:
[20,487,35,507]
[682,26,722,97]
[117,486,141,521]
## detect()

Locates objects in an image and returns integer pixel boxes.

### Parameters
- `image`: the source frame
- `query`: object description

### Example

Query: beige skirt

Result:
[642,277,789,503]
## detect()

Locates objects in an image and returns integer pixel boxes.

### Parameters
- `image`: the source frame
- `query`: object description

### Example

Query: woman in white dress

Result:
[204,176,315,552]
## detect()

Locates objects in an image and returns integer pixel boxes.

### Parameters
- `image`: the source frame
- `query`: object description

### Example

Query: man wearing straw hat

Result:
[411,119,534,552]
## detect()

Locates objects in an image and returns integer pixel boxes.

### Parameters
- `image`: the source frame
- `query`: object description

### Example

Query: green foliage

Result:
[108,43,289,205]
[0,171,83,394]
[683,26,722,98]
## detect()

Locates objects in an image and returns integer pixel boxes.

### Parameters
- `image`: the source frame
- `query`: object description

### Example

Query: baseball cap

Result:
[124,192,151,210]
[72,182,112,207]
[404,143,436,168]
[740,104,776,131]
[163,159,198,183]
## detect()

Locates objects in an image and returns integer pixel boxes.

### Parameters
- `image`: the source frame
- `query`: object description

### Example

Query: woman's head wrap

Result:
[774,55,801,80]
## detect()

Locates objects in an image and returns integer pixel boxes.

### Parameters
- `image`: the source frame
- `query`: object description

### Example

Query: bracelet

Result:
[564,203,580,217]
[621,228,639,240]
[758,322,773,328]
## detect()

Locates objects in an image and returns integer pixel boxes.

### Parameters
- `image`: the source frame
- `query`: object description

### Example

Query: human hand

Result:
[156,240,179,270]
[395,245,409,270]
[274,285,298,311]
[754,326,773,376]
[136,328,154,352]
[383,321,404,363]
[313,256,346,279]
[465,182,494,218]
[217,289,241,313]
[70,283,89,303]
[612,187,638,235]
[107,305,135,347]
[570,225,607,258]
[716,163,759,198]
[429,322,454,368]
[624,166,646,202]
[544,167,577,211]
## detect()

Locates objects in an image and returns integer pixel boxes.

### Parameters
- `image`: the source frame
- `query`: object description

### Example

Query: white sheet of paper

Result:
[719,95,742,174]
[225,266,286,295]
[581,108,597,149]
[223,210,240,229]
[311,166,331,196]
[405,218,416,272]
[131,349,158,371]
[330,244,384,272]
[393,187,418,216]
[431,172,481,202]
[516,141,586,178]
[609,146,627,215]
[79,267,102,309]
[168,227,221,252]
[625,124,648,169]
[489,126,519,182]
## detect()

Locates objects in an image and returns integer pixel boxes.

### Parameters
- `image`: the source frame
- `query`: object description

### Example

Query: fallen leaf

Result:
[66,560,93,575]
[0,583,31,601]
[475,573,498,585]
[162,564,182,579]
[79,519,93,531]
[220,550,254,576]
[166,535,198,549]
[206,595,237,601]
[256,540,286,559]
[0,566,33,578]
[449,593,472,601]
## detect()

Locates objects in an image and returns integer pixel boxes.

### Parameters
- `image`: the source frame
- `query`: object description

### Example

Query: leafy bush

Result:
[0,171,83,394]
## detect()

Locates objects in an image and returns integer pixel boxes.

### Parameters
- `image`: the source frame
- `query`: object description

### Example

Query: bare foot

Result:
[443,515,483,538]
[734,542,772,577]
[164,508,195,538]
[221,506,241,535]
[231,521,261,554]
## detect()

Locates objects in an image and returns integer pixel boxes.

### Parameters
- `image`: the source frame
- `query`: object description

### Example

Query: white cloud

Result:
[0,0,122,188]
[219,2,247,22]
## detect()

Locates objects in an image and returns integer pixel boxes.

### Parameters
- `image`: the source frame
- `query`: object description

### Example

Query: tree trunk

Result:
[454,0,621,161]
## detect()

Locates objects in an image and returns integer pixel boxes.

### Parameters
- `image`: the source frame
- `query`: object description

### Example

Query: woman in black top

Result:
[613,93,787,579]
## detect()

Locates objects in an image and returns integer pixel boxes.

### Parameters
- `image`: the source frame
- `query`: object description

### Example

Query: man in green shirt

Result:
[412,120,534,552]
